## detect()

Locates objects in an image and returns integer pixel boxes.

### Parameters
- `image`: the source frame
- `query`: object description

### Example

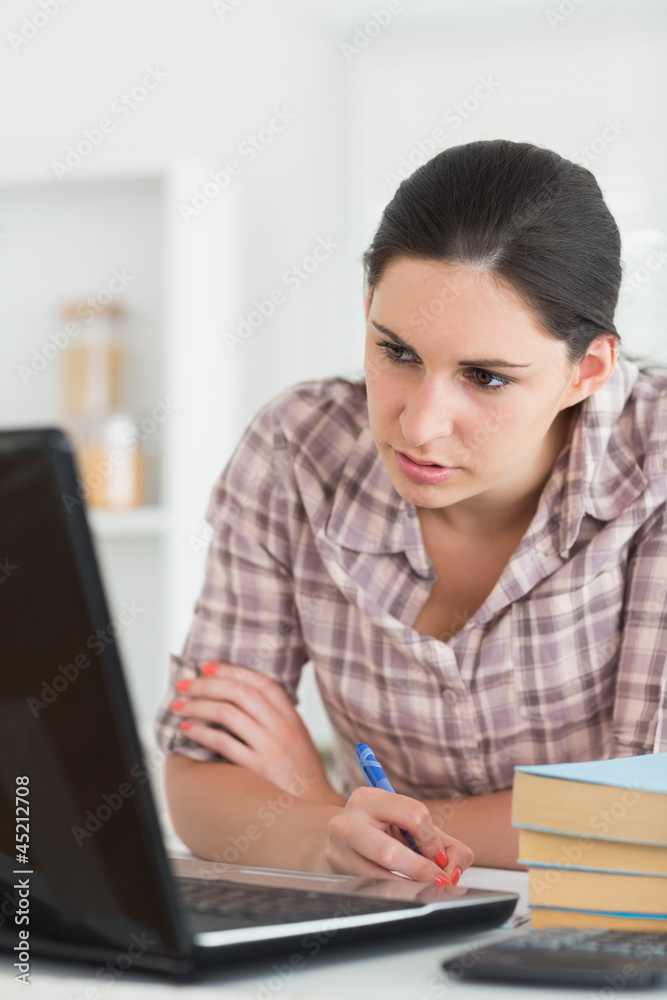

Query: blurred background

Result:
[1,0,666,819]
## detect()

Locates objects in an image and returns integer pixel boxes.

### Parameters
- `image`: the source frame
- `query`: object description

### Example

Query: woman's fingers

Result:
[176,720,255,769]
[172,661,338,802]
[172,674,310,765]
[202,662,298,719]
[174,697,266,749]
[178,675,280,730]
[324,786,470,885]
[438,829,475,885]
[343,821,443,883]
[323,838,411,880]
[434,830,475,886]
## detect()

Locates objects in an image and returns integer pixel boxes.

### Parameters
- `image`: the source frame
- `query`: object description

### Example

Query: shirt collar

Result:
[557,354,646,554]
[324,355,646,569]
[324,424,432,576]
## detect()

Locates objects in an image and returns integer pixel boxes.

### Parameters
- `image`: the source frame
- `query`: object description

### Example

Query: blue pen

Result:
[356,742,422,855]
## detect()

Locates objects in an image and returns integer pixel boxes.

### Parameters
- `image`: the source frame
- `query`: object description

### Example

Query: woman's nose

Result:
[399,380,455,448]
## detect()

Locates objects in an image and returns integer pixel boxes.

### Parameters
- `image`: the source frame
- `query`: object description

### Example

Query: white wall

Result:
[1,0,666,749]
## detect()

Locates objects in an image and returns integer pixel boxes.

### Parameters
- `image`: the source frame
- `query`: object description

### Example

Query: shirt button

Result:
[442,688,458,705]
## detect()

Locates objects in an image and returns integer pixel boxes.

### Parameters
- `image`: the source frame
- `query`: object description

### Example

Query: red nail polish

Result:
[201,663,218,676]
[436,849,448,868]
[452,867,462,886]
[180,721,193,730]
[171,700,186,711]
[434,874,452,887]
[176,679,192,692]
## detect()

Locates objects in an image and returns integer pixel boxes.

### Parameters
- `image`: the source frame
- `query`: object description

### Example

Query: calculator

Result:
[442,927,667,988]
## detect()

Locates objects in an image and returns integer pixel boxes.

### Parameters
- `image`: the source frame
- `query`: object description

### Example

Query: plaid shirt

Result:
[155,356,667,798]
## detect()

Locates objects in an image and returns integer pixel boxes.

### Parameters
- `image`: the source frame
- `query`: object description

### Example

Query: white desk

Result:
[4,866,654,1000]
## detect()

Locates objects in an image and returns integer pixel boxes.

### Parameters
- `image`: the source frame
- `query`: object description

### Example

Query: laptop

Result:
[0,427,517,977]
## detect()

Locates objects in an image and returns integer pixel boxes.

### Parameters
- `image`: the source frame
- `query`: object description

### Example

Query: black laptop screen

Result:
[0,431,188,967]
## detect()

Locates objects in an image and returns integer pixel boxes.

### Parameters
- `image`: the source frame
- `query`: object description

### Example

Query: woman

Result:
[156,139,667,887]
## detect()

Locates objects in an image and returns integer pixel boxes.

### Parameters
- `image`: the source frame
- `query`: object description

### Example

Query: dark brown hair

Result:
[362,139,622,364]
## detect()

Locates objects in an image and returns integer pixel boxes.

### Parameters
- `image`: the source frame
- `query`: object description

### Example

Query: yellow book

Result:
[512,753,667,845]
[518,828,667,876]
[528,868,667,915]
[531,909,667,932]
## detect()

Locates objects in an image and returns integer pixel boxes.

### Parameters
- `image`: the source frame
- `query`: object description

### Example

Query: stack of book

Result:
[512,753,667,930]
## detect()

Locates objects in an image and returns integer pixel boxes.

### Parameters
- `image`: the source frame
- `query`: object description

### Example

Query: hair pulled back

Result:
[363,139,622,363]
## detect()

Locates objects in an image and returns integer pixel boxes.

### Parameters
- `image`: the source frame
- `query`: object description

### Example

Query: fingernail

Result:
[176,679,192,692]
[434,875,452,887]
[436,849,448,868]
[180,721,193,730]
[171,700,186,711]
[201,663,218,676]
[452,867,462,886]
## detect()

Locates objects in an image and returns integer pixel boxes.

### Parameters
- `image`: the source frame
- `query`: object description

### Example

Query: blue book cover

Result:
[514,752,667,794]
[518,859,667,877]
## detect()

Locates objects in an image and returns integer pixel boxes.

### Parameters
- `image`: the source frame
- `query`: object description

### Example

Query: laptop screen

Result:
[0,430,189,968]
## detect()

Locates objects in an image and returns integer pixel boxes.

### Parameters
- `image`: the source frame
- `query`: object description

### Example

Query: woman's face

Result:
[364,256,594,522]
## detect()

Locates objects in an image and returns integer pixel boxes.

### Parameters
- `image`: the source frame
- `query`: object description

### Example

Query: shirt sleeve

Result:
[611,503,667,756]
[154,392,311,762]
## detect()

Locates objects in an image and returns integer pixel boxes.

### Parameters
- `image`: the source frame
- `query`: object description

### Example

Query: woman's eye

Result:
[377,341,417,364]
[475,369,502,387]
[468,368,513,391]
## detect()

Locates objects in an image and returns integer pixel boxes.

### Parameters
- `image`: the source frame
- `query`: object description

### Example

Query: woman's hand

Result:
[320,785,474,886]
[171,661,345,806]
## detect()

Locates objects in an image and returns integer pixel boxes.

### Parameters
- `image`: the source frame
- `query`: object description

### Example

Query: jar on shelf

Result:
[62,301,124,419]
[77,411,145,508]
[60,298,146,507]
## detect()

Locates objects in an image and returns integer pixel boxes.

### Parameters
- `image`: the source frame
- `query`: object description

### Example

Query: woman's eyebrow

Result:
[370,320,533,369]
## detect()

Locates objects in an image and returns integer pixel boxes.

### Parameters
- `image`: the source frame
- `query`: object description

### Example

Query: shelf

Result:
[87,504,169,538]
[0,162,239,739]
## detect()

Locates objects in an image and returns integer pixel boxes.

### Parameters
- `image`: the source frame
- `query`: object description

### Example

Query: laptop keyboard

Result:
[175,876,421,929]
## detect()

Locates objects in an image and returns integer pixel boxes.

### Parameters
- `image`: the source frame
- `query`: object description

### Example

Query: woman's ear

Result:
[560,334,619,409]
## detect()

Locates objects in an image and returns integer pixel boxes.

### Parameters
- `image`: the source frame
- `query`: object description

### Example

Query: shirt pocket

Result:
[510,565,623,727]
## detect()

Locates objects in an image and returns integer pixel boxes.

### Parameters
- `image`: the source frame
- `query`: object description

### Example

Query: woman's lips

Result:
[394,450,460,485]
